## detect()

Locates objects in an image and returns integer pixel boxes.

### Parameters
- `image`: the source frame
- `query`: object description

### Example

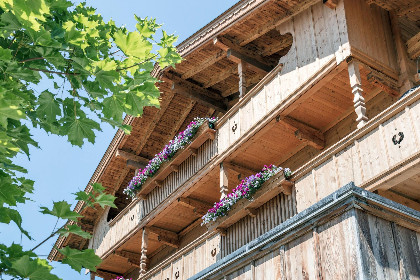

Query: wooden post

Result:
[238,60,247,98]
[347,59,368,128]
[140,227,149,275]
[220,162,229,199]
[389,12,414,94]
[90,272,95,280]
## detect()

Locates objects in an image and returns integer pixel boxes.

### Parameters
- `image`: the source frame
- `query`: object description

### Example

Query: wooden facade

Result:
[49,0,420,279]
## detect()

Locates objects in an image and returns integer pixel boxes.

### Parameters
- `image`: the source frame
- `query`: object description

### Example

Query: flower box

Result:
[205,171,293,232]
[136,121,216,197]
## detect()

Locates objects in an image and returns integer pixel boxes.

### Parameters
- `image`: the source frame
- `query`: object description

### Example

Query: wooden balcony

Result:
[91,200,142,258]
[294,86,420,212]
[137,121,216,197]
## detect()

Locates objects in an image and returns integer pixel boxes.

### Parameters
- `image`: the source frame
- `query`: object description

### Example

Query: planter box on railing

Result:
[206,172,293,232]
[137,121,216,197]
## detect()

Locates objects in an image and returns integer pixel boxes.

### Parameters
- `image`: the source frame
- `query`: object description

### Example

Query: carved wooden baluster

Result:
[140,227,149,275]
[238,60,247,99]
[219,162,229,199]
[347,59,368,128]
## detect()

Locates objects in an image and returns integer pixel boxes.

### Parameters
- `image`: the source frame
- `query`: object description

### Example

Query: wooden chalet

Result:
[49,0,420,279]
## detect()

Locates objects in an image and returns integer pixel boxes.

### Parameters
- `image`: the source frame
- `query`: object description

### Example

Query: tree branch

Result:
[19,57,45,63]
[116,54,157,72]
[27,67,80,76]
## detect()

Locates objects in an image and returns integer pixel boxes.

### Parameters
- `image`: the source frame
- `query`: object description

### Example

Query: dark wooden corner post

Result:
[139,227,149,276]
[347,57,368,129]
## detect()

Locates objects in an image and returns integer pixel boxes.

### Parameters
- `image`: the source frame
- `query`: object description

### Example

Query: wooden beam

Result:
[164,72,227,113]
[396,2,420,17]
[214,37,273,72]
[376,190,420,212]
[114,250,141,268]
[177,197,212,216]
[227,49,271,73]
[245,207,258,218]
[171,82,227,113]
[407,32,420,60]
[323,0,338,9]
[280,116,325,150]
[96,269,120,280]
[147,226,179,248]
[161,100,196,145]
[134,92,175,154]
[182,49,226,79]
[223,162,258,179]
[126,159,146,170]
[203,64,237,88]
[259,33,293,57]
[237,0,315,46]
[115,149,149,165]
[367,70,399,96]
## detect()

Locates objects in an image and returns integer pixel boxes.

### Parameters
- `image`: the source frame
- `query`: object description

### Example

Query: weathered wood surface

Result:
[294,88,420,212]
[217,1,350,155]
[190,186,420,280]
[144,233,222,280]
[206,172,293,232]
[344,0,398,76]
[222,191,297,258]
[90,202,142,258]
[142,139,217,219]
[137,123,216,196]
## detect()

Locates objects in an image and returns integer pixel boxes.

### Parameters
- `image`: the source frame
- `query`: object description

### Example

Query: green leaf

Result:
[0,206,31,239]
[0,47,12,61]
[91,182,105,192]
[58,224,92,239]
[102,92,125,121]
[0,174,23,206]
[58,247,101,272]
[37,91,61,122]
[94,193,116,208]
[114,29,153,59]
[0,98,26,128]
[12,255,60,280]
[61,116,101,146]
[39,201,82,221]
[74,190,89,202]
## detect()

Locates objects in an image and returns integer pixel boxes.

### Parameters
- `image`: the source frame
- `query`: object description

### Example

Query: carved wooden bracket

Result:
[216,228,227,236]
[367,70,399,96]
[115,149,149,169]
[147,226,180,248]
[280,116,325,150]
[245,207,258,218]
[177,197,212,216]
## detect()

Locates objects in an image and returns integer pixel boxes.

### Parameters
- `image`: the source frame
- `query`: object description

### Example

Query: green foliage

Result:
[0,0,181,279]
[40,201,83,221]
[12,255,61,280]
[57,247,102,272]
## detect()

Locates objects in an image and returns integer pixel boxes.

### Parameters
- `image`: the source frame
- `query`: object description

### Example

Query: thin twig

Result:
[27,67,80,76]
[116,54,157,72]
[19,57,45,63]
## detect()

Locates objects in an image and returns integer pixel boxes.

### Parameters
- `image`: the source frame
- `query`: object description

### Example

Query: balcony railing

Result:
[293,87,420,212]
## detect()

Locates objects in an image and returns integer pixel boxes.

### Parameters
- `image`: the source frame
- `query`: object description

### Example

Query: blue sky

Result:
[0,1,237,279]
